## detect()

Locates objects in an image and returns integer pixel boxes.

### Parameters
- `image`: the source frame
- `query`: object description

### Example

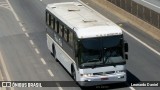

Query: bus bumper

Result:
[78,73,126,86]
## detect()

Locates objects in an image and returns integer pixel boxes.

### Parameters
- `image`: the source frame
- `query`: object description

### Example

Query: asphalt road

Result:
[133,0,160,13]
[0,0,160,90]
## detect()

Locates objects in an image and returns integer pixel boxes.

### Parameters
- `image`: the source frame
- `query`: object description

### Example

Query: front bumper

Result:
[78,73,126,86]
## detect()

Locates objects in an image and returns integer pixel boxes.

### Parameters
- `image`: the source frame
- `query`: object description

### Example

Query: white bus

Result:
[46,1,128,86]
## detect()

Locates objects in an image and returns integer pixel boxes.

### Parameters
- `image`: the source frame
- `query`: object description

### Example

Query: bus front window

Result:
[79,35,125,68]
[79,38,103,68]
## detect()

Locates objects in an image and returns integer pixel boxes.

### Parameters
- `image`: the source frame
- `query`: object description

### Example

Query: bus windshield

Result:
[79,35,125,68]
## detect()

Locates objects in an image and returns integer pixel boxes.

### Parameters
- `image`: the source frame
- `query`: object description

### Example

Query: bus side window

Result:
[46,11,47,23]
[46,11,51,26]
[50,16,54,29]
[64,27,69,42]
[69,31,74,47]
[75,39,79,57]
[59,24,64,37]
[55,20,59,33]
[51,16,53,29]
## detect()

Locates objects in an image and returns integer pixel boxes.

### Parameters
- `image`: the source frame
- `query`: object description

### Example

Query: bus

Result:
[46,1,128,86]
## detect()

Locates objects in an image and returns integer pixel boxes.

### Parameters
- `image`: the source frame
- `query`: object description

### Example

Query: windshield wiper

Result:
[91,61,103,69]
[104,57,117,67]
[109,59,116,67]
[92,62,97,69]
[86,58,99,63]
[91,54,103,69]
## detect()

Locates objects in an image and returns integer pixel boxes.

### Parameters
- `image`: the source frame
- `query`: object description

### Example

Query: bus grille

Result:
[93,71,115,75]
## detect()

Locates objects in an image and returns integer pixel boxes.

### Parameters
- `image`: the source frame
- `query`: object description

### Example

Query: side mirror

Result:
[125,54,128,60]
[75,44,79,57]
[75,51,78,57]
[75,40,80,57]
[124,42,128,52]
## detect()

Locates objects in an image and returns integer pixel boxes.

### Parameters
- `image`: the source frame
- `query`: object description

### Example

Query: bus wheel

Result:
[52,44,59,62]
[52,44,56,57]
[72,68,76,81]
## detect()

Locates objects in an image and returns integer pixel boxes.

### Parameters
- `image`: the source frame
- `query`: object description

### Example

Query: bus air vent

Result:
[105,71,115,74]
[68,8,80,12]
[77,4,83,6]
[52,6,56,9]
[83,19,97,23]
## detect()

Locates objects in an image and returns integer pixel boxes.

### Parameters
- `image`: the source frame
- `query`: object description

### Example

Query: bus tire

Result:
[71,66,76,81]
[52,44,58,62]
[52,44,56,57]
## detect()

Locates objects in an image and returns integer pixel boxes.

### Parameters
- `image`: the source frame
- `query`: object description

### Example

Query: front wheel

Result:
[52,44,56,58]
[72,69,76,81]
[52,44,59,62]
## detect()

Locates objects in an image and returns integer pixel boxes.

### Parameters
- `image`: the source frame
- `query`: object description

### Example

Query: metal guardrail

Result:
[107,0,160,29]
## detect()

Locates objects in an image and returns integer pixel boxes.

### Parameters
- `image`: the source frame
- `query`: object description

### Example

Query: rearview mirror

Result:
[124,42,128,52]
[75,51,78,57]
[75,41,79,57]
[125,54,128,60]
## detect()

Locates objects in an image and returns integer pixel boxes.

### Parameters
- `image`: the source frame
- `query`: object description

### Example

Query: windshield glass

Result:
[79,35,125,68]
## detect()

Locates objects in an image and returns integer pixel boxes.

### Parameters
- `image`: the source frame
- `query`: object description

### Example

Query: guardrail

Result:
[107,0,160,29]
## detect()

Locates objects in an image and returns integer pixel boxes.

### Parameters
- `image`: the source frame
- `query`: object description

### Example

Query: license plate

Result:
[101,78,108,80]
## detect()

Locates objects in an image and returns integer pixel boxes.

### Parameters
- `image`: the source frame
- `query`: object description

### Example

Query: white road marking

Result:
[129,86,136,90]
[125,82,136,90]
[19,22,23,27]
[0,52,11,81]
[40,58,46,65]
[0,4,8,6]
[25,33,29,37]
[122,29,160,56]
[29,40,34,46]
[0,52,14,90]
[22,27,26,32]
[0,2,10,10]
[118,24,123,27]
[6,0,20,21]
[35,48,40,54]
[56,83,63,90]
[141,0,160,9]
[0,2,6,4]
[40,0,42,1]
[47,69,54,77]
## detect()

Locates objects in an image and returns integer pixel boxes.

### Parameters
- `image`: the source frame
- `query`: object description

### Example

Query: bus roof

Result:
[46,2,122,38]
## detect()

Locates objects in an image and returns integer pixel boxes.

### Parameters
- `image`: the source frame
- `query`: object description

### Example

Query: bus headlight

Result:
[81,73,93,77]
[117,70,126,73]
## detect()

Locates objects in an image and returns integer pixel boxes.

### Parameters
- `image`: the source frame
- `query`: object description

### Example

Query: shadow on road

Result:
[127,70,141,86]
